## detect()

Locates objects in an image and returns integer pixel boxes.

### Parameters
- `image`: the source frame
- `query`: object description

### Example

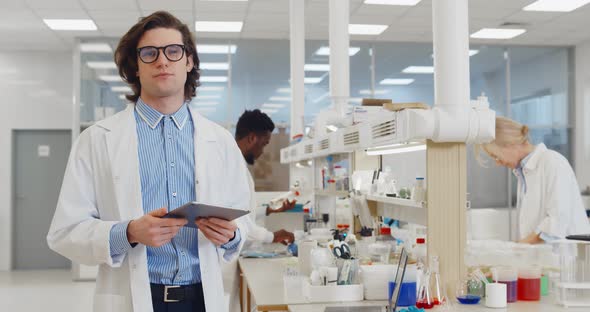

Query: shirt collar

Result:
[135,98,189,130]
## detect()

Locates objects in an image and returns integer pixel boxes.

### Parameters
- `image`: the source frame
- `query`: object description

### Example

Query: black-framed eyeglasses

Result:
[137,44,186,64]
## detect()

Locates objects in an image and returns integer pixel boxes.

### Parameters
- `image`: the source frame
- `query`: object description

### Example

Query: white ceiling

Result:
[1,0,590,51]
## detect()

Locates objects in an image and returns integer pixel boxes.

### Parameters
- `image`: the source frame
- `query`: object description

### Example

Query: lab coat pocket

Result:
[93,294,128,312]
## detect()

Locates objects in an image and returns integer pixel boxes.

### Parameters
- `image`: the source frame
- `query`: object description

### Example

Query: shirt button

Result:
[171,163,175,167]
[172,192,177,197]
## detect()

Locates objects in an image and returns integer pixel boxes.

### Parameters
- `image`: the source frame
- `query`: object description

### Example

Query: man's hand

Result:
[195,218,238,246]
[267,199,297,215]
[272,229,295,245]
[127,207,187,247]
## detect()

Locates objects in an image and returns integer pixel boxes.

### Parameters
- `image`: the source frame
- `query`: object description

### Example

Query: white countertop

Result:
[239,257,588,312]
[288,298,589,312]
[239,257,298,307]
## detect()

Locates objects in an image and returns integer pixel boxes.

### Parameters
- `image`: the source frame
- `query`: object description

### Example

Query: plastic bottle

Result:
[411,177,426,202]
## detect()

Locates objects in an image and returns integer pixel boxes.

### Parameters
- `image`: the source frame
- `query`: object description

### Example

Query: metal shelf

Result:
[365,195,425,208]
[314,189,349,197]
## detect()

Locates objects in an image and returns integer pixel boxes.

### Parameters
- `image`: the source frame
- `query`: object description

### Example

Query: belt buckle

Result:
[164,285,181,303]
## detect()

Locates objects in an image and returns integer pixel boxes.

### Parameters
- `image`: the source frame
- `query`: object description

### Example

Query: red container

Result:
[517,277,540,301]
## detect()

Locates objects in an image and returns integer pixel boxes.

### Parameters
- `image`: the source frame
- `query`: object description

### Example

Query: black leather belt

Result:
[150,283,203,303]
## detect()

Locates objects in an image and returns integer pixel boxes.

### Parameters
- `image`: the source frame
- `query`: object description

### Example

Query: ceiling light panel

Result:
[523,0,590,12]
[195,21,243,32]
[379,78,415,85]
[315,47,361,56]
[402,66,434,74]
[349,24,388,35]
[43,19,97,31]
[470,28,526,39]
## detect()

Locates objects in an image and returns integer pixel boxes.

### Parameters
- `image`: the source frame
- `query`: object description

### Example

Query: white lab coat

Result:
[516,143,590,240]
[222,168,274,312]
[47,104,252,312]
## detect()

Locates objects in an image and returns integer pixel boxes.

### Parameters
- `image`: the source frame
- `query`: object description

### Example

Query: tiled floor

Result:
[0,270,95,311]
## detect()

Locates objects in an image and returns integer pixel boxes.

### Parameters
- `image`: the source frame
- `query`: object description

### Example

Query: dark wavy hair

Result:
[114,11,200,103]
[235,109,276,140]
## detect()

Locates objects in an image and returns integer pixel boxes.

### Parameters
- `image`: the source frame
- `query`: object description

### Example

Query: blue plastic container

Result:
[388,281,417,307]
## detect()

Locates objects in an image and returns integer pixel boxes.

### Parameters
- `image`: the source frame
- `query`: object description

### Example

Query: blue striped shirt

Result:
[109,99,241,285]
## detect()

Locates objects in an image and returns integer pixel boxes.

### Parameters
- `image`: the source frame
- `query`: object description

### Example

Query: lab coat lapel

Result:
[103,105,144,220]
[189,108,217,200]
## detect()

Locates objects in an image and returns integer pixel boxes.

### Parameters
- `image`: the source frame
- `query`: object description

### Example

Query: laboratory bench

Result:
[238,257,588,312]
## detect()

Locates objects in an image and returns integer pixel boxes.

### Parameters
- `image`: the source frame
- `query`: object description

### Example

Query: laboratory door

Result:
[13,130,71,270]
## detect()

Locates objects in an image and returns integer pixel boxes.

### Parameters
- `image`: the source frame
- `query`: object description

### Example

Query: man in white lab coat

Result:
[222,109,296,312]
[47,11,251,312]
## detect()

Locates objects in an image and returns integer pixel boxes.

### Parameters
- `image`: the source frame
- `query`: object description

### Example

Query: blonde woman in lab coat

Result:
[481,116,590,243]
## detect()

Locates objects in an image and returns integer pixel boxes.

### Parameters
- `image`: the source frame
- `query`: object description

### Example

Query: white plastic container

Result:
[552,239,590,307]
[302,279,364,303]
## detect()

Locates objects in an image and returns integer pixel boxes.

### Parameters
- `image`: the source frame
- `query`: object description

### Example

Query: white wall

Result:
[575,41,590,190]
[0,52,73,271]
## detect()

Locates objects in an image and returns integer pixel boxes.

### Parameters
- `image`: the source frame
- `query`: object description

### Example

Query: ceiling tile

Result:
[25,0,82,10]
[34,9,91,19]
[139,0,193,11]
[79,0,138,10]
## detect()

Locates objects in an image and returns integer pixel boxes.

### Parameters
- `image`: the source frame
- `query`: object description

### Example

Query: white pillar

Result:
[432,0,470,112]
[329,0,350,118]
[289,0,305,138]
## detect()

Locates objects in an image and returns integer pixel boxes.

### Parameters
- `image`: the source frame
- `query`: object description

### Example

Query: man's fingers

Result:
[148,207,168,217]
[205,218,237,231]
[198,226,227,245]
[197,220,234,238]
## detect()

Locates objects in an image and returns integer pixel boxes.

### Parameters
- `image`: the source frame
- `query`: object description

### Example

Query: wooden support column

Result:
[426,141,467,289]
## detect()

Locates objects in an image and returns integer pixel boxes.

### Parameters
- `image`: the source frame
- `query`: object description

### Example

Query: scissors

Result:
[332,243,352,259]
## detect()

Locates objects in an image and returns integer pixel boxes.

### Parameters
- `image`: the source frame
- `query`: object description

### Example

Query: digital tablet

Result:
[164,202,250,228]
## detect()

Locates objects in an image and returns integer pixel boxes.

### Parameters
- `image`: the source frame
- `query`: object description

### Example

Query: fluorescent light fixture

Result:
[304,77,323,84]
[359,89,389,95]
[87,61,117,69]
[197,44,237,54]
[196,95,221,100]
[380,78,414,85]
[470,28,526,39]
[261,103,286,108]
[199,86,225,92]
[98,75,122,82]
[366,142,426,156]
[364,0,421,5]
[111,86,132,93]
[200,62,229,70]
[269,96,291,102]
[402,66,434,74]
[195,21,243,32]
[261,108,279,114]
[276,88,291,93]
[43,19,97,31]
[523,0,590,12]
[314,92,330,103]
[200,76,228,83]
[80,43,112,53]
[194,101,219,106]
[349,97,363,103]
[431,49,479,58]
[326,125,338,132]
[304,64,330,72]
[349,24,388,35]
[315,46,361,56]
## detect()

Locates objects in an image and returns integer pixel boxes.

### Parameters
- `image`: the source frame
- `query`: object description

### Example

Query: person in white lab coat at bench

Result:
[479,116,590,244]
[222,109,296,312]
[47,11,251,312]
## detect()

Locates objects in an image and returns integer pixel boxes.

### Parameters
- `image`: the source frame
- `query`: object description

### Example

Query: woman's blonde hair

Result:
[476,116,530,165]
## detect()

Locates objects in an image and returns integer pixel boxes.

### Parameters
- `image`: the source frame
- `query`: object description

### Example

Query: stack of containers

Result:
[492,266,518,303]
[517,267,542,301]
